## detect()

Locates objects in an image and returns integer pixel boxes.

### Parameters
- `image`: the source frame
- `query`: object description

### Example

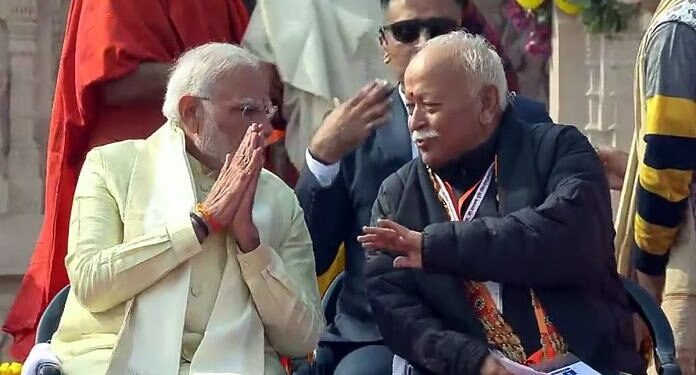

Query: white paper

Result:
[497,354,547,375]
[548,361,603,375]
[495,352,602,375]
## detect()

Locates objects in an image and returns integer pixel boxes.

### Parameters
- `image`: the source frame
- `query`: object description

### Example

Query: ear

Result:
[478,85,501,126]
[378,33,392,64]
[178,95,202,135]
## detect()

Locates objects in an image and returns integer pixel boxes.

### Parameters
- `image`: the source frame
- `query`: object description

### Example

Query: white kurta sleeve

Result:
[237,200,325,357]
[66,149,202,313]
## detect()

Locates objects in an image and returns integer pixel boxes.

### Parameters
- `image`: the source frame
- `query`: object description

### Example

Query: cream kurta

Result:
[50,124,324,374]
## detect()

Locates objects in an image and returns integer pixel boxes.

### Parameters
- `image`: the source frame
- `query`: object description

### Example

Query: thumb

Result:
[393,256,415,269]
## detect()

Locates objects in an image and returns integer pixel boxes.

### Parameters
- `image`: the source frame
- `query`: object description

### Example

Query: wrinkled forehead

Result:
[404,49,467,98]
[385,0,461,24]
[209,66,269,102]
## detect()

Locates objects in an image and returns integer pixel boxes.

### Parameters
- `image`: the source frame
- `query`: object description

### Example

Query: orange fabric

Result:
[450,159,565,365]
[2,0,249,360]
[443,180,482,215]
[267,129,286,145]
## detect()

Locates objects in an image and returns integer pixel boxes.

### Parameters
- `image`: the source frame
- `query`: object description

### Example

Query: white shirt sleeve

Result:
[305,148,341,187]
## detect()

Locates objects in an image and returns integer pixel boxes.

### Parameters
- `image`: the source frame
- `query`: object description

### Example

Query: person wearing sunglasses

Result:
[295,1,551,374]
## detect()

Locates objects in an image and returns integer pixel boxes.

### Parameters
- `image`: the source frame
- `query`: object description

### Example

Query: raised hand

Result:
[308,80,395,164]
[198,124,265,233]
[358,218,423,269]
[229,125,266,253]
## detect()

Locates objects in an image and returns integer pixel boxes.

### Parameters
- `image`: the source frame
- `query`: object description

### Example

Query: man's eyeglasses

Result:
[379,18,460,44]
[199,97,278,121]
[239,102,278,121]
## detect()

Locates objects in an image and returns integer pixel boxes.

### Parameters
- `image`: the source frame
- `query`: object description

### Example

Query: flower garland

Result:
[0,362,21,375]
[505,0,640,57]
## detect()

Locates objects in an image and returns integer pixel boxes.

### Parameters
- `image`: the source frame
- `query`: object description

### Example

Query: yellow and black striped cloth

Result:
[633,20,696,275]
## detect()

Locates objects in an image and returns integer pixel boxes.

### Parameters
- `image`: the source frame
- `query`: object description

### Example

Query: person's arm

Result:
[632,22,696,278]
[597,146,629,191]
[295,162,352,274]
[295,81,393,273]
[239,196,325,357]
[99,62,170,106]
[422,126,614,288]
[66,149,203,313]
[365,176,490,375]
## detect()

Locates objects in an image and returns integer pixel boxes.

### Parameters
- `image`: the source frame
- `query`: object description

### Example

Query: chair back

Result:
[321,272,344,325]
[35,285,70,344]
[620,277,681,375]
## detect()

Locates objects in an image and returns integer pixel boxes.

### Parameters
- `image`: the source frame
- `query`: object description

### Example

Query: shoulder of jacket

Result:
[259,169,298,205]
[86,139,144,173]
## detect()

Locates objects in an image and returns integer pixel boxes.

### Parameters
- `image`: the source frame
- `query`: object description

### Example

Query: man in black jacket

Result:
[294,0,550,373]
[359,32,645,375]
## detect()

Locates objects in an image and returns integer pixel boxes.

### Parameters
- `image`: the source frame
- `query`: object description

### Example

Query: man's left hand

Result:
[358,219,423,269]
[230,126,264,253]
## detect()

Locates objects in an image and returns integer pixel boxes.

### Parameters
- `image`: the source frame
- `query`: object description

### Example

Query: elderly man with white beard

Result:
[45,42,324,375]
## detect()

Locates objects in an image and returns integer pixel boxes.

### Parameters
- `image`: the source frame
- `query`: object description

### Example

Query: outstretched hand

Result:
[358,218,423,269]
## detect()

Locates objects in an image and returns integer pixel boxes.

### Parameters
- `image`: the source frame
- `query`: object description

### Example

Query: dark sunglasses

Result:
[380,18,460,44]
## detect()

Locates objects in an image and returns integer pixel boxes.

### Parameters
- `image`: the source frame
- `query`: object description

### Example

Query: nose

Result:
[414,30,430,51]
[408,106,426,133]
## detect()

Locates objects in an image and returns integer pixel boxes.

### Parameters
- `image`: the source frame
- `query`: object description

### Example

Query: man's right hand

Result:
[480,355,513,375]
[596,146,628,191]
[199,124,265,230]
[308,80,394,164]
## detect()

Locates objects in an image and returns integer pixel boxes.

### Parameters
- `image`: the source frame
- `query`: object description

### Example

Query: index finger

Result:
[347,80,381,107]
[376,218,409,234]
[356,80,394,109]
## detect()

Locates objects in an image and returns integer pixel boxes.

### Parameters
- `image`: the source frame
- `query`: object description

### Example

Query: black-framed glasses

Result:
[379,18,460,44]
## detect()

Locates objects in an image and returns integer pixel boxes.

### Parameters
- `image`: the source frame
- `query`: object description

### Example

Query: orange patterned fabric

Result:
[428,161,568,365]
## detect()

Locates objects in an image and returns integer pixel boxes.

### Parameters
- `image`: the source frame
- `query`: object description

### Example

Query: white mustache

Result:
[411,129,439,142]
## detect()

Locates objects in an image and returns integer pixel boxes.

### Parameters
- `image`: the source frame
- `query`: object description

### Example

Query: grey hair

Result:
[162,42,261,124]
[423,31,508,109]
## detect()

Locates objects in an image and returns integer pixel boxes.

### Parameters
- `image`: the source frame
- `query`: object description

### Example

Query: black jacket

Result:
[296,94,551,342]
[365,112,645,375]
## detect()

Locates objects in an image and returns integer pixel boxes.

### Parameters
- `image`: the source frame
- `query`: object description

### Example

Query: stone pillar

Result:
[550,8,642,153]
[0,20,9,216]
[550,8,644,211]
[0,1,69,359]
[0,0,43,276]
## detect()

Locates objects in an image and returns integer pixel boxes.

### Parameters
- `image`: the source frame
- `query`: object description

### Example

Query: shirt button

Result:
[190,286,200,297]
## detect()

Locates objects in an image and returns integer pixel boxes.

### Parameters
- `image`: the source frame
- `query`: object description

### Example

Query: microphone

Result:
[36,362,62,375]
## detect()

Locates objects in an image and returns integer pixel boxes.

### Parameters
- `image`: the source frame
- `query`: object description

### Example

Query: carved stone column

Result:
[550,9,643,211]
[550,9,642,152]
[0,0,44,276]
[0,20,9,215]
